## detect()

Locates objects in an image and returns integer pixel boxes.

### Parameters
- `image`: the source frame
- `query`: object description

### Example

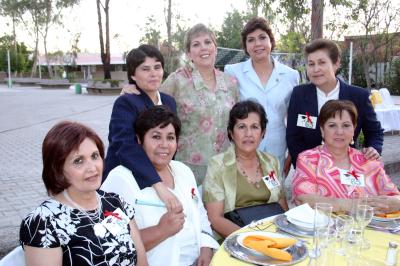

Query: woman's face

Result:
[321,110,355,151]
[131,56,163,93]
[306,49,340,89]
[245,29,272,61]
[63,138,103,194]
[187,32,217,69]
[230,112,265,155]
[140,123,177,171]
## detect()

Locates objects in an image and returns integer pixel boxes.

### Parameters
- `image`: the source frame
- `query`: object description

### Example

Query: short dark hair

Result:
[135,106,181,143]
[319,100,358,128]
[227,100,268,142]
[185,23,217,53]
[42,121,104,195]
[241,17,276,56]
[305,39,341,64]
[126,44,164,84]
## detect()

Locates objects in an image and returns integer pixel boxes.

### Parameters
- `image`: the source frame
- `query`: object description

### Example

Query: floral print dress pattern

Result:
[20,191,137,266]
[161,68,239,167]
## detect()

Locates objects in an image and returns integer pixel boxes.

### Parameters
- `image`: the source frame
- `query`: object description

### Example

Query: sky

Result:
[0,0,248,54]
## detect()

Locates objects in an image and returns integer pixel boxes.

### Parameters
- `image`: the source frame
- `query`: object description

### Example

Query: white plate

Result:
[372,215,400,222]
[236,231,294,256]
[286,216,331,230]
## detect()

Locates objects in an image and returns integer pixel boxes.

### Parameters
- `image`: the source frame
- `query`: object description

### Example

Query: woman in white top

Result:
[101,106,218,266]
[224,17,300,176]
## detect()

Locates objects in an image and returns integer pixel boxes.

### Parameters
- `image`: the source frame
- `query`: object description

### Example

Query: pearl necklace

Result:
[236,156,262,189]
[63,190,106,238]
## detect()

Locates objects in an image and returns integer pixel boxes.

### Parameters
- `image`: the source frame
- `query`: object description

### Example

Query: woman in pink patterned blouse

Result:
[292,100,400,213]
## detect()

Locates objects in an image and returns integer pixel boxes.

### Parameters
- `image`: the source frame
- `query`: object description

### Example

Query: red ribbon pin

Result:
[348,170,359,180]
[268,170,276,181]
[104,210,122,220]
[305,112,313,125]
[191,188,196,199]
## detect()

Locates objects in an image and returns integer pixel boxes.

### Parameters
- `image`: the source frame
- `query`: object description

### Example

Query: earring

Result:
[350,139,354,145]
[321,138,325,145]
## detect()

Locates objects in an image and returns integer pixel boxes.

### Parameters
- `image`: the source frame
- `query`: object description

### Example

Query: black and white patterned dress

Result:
[20,190,137,266]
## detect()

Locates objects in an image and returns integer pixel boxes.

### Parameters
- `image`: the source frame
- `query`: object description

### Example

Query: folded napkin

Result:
[242,235,295,261]
[285,203,328,226]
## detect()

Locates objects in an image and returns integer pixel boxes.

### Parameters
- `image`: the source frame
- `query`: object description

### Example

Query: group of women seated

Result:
[19,17,399,266]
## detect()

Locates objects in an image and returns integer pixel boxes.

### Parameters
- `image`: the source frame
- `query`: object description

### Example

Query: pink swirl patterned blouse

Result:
[292,145,399,203]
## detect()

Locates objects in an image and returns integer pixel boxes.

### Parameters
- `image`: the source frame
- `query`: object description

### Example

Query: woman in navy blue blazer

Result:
[286,39,383,168]
[103,44,180,210]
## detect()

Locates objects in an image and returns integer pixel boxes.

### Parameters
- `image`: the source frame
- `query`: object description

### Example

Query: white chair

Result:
[373,89,400,133]
[0,246,26,266]
[379,88,400,109]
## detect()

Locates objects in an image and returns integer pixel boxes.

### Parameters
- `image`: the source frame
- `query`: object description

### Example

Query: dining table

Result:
[211,216,400,266]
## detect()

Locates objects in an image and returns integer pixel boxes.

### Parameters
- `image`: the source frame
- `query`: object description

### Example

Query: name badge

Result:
[339,169,365,187]
[102,208,130,236]
[262,170,280,190]
[297,113,317,129]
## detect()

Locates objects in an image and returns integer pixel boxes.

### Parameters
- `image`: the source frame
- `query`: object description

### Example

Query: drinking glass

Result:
[309,203,333,259]
[355,204,374,250]
[334,214,354,256]
[345,228,363,266]
[316,227,337,266]
[349,191,367,219]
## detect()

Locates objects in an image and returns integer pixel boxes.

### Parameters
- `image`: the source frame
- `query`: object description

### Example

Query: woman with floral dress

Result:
[19,121,147,266]
[161,23,239,184]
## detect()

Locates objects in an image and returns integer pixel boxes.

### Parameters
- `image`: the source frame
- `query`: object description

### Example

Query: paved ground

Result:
[0,84,399,259]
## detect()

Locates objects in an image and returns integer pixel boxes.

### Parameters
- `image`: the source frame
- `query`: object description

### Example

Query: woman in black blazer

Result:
[103,44,180,210]
[286,39,383,168]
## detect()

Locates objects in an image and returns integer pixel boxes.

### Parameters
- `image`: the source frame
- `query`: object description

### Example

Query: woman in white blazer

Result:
[225,17,299,176]
[101,106,218,266]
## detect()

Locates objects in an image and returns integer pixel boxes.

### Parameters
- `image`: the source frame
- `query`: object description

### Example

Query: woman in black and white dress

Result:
[19,121,148,266]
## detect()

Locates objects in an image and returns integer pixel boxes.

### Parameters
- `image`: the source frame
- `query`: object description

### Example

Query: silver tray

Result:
[224,232,308,266]
[274,214,314,238]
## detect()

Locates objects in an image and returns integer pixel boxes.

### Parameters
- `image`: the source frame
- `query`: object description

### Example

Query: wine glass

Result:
[309,203,333,259]
[334,214,354,256]
[355,204,373,250]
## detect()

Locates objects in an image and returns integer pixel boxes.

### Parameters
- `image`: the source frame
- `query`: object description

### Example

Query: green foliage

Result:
[140,15,162,47]
[388,58,400,95]
[356,131,365,149]
[276,32,306,53]
[171,23,188,52]
[93,78,122,87]
[0,35,32,72]
[215,9,249,49]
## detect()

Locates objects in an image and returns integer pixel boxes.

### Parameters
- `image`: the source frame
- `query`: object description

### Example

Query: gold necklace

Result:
[236,156,262,189]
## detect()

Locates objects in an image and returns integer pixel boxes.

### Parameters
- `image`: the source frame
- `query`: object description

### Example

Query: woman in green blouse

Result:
[202,100,288,238]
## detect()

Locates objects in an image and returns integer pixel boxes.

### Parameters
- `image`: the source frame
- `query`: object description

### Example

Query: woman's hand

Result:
[121,84,140,95]
[153,182,182,212]
[158,205,185,237]
[176,66,193,79]
[197,247,213,266]
[362,147,380,160]
[368,195,400,213]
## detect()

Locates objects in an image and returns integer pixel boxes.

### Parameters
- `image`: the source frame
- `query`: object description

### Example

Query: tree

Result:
[165,0,172,45]
[277,31,307,53]
[96,0,111,80]
[0,34,32,73]
[16,0,45,77]
[140,15,162,47]
[0,0,21,50]
[349,0,400,88]
[39,0,80,78]
[216,9,249,49]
